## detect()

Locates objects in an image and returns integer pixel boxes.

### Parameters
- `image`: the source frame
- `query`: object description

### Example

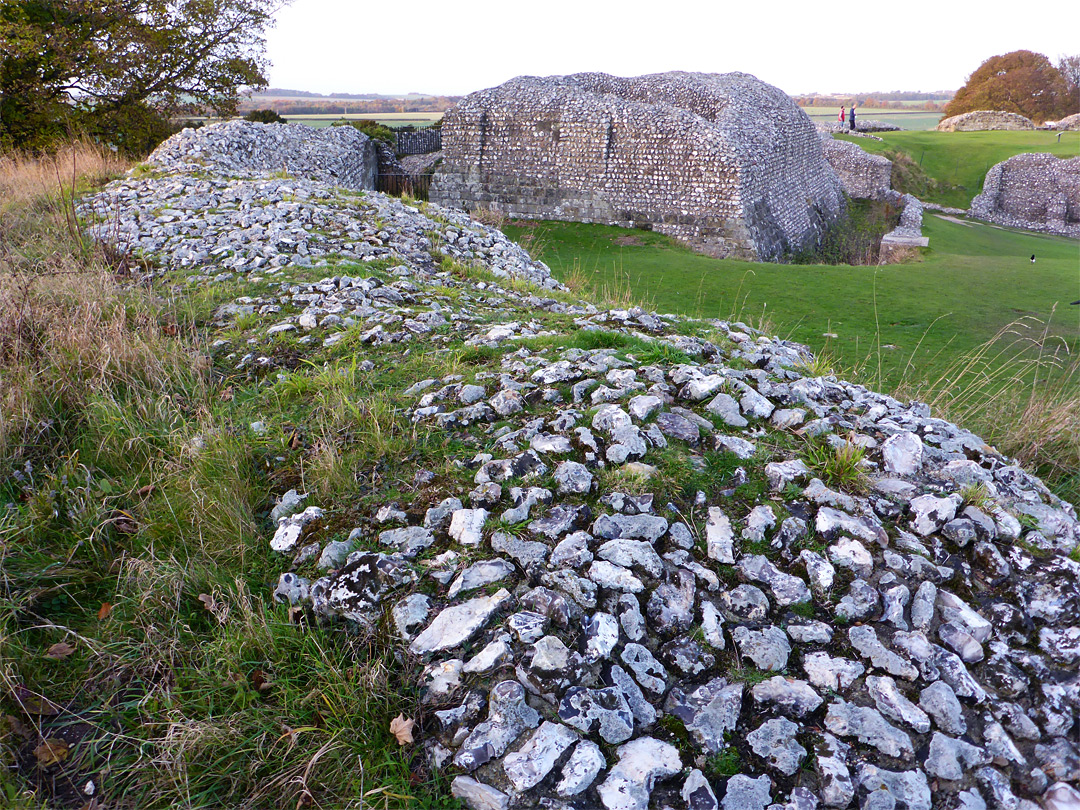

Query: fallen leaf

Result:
[389,714,414,746]
[289,431,301,450]
[97,602,113,620]
[219,386,234,402]
[136,484,155,499]
[163,322,178,336]
[111,510,138,534]
[45,642,76,660]
[197,593,216,612]
[250,669,273,692]
[33,737,69,766]
[13,687,61,716]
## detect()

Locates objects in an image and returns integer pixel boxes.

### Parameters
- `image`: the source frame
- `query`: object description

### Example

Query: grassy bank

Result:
[502,216,1080,504]
[0,147,457,808]
[835,130,1080,208]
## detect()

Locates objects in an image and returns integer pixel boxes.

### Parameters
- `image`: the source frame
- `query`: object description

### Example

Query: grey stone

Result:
[598,539,664,579]
[447,558,515,599]
[392,593,431,640]
[596,736,681,810]
[451,776,509,810]
[824,699,914,760]
[448,508,488,546]
[588,560,645,592]
[815,733,854,808]
[752,676,823,718]
[409,589,512,655]
[721,774,772,810]
[865,675,931,733]
[584,611,620,662]
[455,680,540,770]
[682,769,719,810]
[707,393,748,427]
[848,625,919,680]
[855,764,930,810]
[747,717,806,775]
[731,625,790,671]
[621,643,669,694]
[379,525,436,557]
[666,677,744,753]
[556,739,606,797]
[919,679,967,735]
[925,732,991,781]
[559,686,635,744]
[502,721,579,791]
[881,431,923,476]
[706,507,736,563]
[802,652,865,691]
[555,460,594,495]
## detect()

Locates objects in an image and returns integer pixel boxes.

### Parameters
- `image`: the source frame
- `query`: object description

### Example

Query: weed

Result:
[705,747,742,778]
[802,437,870,494]
[959,482,991,510]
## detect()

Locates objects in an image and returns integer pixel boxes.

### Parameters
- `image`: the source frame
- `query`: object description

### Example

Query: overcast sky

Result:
[265,0,1079,97]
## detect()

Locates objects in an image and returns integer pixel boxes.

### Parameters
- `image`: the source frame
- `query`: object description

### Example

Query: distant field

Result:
[836,130,1080,207]
[802,107,944,131]
[287,113,443,129]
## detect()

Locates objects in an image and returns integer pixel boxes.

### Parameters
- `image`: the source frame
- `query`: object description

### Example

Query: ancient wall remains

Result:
[821,138,893,199]
[970,153,1080,237]
[149,120,377,190]
[936,110,1035,132]
[431,72,845,261]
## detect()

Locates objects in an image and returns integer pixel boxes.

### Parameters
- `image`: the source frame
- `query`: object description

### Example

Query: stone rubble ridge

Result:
[81,122,1080,810]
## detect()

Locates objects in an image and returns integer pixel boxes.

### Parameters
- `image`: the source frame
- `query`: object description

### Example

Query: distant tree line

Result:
[943,50,1079,123]
[794,96,950,111]
[238,97,461,116]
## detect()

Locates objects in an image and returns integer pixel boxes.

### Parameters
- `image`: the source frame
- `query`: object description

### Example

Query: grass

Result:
[501,215,1080,506]
[802,108,944,131]
[0,144,461,808]
[834,130,1080,208]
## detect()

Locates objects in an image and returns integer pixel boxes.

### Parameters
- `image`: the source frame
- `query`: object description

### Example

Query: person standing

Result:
[838,106,846,126]
[849,104,857,131]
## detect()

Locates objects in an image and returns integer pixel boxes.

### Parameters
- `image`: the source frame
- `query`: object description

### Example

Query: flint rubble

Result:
[83,120,1080,810]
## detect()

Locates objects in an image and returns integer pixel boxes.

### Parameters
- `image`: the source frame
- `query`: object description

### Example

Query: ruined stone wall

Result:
[431,72,845,261]
[970,153,1080,237]
[936,110,1035,132]
[821,138,893,199]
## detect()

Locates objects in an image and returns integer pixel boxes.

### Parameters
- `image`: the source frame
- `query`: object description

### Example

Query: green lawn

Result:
[503,217,1080,393]
[835,130,1080,208]
[802,109,944,131]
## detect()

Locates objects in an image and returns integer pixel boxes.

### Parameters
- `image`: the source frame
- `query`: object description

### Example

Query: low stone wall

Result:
[970,153,1080,237]
[1045,113,1080,131]
[879,191,929,262]
[936,110,1035,132]
[432,71,845,261]
[148,120,378,190]
[821,138,893,199]
[820,120,902,134]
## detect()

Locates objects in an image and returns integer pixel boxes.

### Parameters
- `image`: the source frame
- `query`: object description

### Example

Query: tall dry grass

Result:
[898,314,1080,505]
[0,141,200,465]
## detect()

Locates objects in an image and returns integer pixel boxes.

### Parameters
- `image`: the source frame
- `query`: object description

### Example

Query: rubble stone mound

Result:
[431,71,845,261]
[970,153,1080,237]
[1047,113,1080,131]
[936,110,1035,132]
[147,120,378,190]
[821,138,893,199]
[82,124,1080,810]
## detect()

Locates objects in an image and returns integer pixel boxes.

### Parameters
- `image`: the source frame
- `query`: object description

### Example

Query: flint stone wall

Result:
[1047,113,1080,131]
[936,111,1035,132]
[821,138,893,199]
[149,120,377,190]
[431,72,845,261]
[970,153,1080,237]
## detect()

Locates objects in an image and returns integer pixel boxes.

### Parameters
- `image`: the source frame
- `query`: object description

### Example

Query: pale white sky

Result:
[265,0,1080,97]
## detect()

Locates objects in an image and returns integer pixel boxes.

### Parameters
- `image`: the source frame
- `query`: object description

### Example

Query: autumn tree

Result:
[943,50,1072,123]
[1058,54,1080,117]
[1,0,288,153]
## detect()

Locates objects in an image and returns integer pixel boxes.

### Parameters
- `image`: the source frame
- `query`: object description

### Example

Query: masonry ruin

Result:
[821,138,893,200]
[936,111,1035,132]
[430,72,845,261]
[970,153,1080,237]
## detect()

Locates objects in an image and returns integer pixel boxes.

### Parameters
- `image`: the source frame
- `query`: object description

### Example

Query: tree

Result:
[943,50,1072,123]
[1058,54,1080,117]
[1,0,288,153]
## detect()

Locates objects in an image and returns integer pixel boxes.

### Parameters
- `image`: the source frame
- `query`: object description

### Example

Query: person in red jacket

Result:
[838,106,846,125]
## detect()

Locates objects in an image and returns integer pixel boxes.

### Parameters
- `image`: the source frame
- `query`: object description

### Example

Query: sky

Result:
[264,0,1080,97]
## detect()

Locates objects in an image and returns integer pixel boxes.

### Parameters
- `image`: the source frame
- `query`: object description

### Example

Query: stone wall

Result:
[821,138,893,199]
[970,153,1080,237]
[1047,113,1080,131]
[431,72,845,262]
[936,110,1035,132]
[149,120,377,190]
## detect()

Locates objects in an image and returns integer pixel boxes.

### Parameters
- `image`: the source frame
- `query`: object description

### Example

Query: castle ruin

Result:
[430,72,845,261]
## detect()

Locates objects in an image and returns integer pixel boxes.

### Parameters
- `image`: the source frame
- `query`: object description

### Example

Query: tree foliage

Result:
[943,50,1073,123]
[1,0,286,153]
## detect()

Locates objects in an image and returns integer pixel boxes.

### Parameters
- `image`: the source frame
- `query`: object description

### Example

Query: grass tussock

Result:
[901,315,1080,506]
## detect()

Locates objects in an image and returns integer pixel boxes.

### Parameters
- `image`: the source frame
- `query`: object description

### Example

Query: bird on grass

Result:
[1030,255,1036,263]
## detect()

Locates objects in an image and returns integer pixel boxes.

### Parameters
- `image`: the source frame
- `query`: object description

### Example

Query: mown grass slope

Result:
[834,130,1080,208]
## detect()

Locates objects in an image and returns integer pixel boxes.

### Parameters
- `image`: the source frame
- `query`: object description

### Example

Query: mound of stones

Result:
[83,123,1080,810]
[432,71,845,261]
[821,139,893,200]
[970,153,1080,238]
[146,120,378,190]
[820,121,902,134]
[936,111,1035,132]
[1047,113,1080,132]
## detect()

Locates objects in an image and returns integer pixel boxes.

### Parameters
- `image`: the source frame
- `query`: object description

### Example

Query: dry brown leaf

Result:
[97,602,113,620]
[45,642,76,660]
[250,670,273,692]
[389,714,415,746]
[136,484,155,499]
[219,385,234,402]
[289,431,301,450]
[198,593,216,612]
[33,737,69,767]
